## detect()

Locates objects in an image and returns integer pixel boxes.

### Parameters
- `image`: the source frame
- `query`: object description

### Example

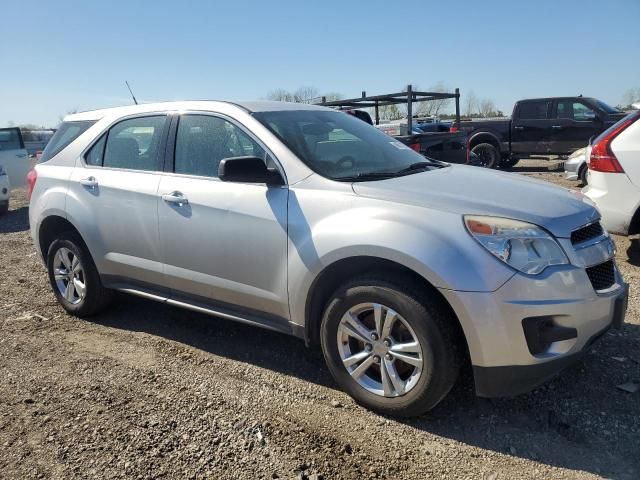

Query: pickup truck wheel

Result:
[46,232,113,317]
[471,143,500,169]
[320,275,462,417]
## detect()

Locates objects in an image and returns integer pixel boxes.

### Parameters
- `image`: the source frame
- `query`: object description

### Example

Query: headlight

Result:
[464,215,568,275]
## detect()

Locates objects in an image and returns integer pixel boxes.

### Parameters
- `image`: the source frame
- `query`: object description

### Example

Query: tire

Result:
[628,238,640,263]
[578,164,588,185]
[320,275,463,417]
[470,143,500,169]
[0,201,8,216]
[46,231,112,317]
[499,157,519,169]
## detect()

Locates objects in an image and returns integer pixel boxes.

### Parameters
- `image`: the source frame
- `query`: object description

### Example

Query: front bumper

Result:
[563,158,581,181]
[439,244,627,397]
[474,284,627,397]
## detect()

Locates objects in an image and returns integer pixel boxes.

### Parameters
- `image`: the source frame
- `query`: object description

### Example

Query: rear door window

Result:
[0,128,24,151]
[517,101,551,120]
[98,116,167,171]
[39,121,95,163]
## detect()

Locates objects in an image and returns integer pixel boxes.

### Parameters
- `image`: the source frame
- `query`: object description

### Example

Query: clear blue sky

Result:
[2,0,639,127]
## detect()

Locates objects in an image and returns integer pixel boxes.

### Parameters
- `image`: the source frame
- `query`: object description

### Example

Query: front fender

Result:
[287,186,515,327]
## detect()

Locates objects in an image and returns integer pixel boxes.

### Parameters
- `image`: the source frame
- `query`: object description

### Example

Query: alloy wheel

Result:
[53,247,86,305]
[337,302,424,397]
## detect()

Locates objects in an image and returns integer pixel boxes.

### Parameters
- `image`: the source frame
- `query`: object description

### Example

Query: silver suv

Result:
[29,101,628,416]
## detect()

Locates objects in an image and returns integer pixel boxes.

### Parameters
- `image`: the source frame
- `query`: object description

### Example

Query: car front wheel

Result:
[320,275,462,417]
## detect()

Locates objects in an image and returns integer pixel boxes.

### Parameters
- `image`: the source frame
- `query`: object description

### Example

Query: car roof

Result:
[64,100,330,122]
[516,97,595,103]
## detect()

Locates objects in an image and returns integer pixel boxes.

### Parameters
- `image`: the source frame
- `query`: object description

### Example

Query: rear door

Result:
[549,99,600,153]
[0,127,30,188]
[510,100,553,154]
[66,114,170,289]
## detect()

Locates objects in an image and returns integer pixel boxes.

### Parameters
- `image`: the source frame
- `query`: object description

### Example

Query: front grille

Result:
[571,222,604,245]
[586,260,616,291]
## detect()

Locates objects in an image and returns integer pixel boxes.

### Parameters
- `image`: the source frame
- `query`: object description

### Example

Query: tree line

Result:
[265,83,505,120]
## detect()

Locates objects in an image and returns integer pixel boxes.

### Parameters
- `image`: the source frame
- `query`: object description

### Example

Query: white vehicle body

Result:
[584,110,640,235]
[0,127,31,188]
[0,165,10,214]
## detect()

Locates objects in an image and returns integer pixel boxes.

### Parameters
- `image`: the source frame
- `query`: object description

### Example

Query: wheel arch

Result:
[38,215,89,262]
[304,256,470,359]
[468,131,501,151]
[629,205,640,236]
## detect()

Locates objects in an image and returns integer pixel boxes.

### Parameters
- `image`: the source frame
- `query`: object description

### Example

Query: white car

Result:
[564,147,589,184]
[0,164,10,215]
[584,110,640,249]
[0,127,31,188]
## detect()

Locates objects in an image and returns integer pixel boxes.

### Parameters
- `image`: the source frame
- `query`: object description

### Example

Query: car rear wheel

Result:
[46,232,112,317]
[320,275,462,417]
[471,143,500,169]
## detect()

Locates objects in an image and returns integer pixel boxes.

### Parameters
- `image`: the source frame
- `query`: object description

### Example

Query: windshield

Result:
[253,110,440,181]
[595,100,622,114]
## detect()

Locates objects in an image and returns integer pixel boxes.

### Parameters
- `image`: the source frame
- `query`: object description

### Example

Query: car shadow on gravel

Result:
[91,294,336,388]
[88,294,639,480]
[505,163,564,173]
[0,206,29,233]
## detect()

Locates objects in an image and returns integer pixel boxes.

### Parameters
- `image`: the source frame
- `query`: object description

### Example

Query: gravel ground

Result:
[1,161,638,480]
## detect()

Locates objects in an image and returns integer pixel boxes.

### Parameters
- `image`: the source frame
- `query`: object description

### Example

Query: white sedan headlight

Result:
[464,215,568,275]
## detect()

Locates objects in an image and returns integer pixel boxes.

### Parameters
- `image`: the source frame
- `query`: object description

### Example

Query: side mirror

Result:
[218,156,284,185]
[582,110,597,121]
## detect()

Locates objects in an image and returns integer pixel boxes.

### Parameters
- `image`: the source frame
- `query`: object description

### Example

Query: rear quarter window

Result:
[39,121,96,163]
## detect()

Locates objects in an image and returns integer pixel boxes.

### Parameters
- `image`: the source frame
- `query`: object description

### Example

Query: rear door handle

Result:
[80,176,98,188]
[162,191,189,206]
[551,125,563,130]
[514,126,524,130]
[15,153,27,158]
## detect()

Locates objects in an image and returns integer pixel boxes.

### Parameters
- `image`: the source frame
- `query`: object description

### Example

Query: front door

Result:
[66,115,169,289]
[157,113,289,320]
[549,99,601,154]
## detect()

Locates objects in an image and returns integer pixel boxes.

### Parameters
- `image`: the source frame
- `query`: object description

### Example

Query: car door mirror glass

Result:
[218,156,283,185]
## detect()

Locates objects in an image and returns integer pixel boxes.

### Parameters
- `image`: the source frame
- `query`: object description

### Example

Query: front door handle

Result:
[162,191,189,207]
[551,125,563,130]
[80,176,98,188]
[15,153,27,158]
[514,125,524,130]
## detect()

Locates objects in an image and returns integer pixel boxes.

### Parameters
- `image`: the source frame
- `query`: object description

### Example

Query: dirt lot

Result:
[1,161,638,480]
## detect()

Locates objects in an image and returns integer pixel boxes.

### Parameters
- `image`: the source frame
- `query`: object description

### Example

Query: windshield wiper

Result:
[334,171,400,182]
[395,161,447,174]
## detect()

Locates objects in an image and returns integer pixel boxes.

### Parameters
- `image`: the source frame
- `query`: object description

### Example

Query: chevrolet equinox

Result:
[29,101,629,416]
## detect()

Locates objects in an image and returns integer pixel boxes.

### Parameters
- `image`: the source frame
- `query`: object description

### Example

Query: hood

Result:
[351,165,599,238]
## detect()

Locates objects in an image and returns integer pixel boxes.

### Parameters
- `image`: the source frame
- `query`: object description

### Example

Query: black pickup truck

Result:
[457,96,626,168]
[345,109,472,165]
